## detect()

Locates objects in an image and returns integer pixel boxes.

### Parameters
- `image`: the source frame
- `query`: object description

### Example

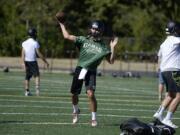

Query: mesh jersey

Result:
[75,36,111,70]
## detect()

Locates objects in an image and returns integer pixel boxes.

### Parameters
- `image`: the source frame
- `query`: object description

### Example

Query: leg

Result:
[87,90,98,127]
[161,92,174,108]
[24,79,31,96]
[153,92,174,121]
[72,94,79,113]
[161,71,180,128]
[25,79,29,90]
[162,92,179,128]
[85,69,97,126]
[87,90,97,112]
[72,94,80,124]
[158,71,165,101]
[70,67,83,124]
[35,76,40,96]
[24,62,32,96]
[158,83,164,101]
[34,62,40,96]
[168,92,180,113]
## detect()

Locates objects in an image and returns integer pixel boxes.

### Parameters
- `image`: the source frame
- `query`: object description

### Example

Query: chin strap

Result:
[87,35,102,42]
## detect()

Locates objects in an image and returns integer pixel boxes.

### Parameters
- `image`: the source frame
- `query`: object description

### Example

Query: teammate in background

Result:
[157,21,176,101]
[153,21,180,128]
[21,28,49,96]
[57,19,118,127]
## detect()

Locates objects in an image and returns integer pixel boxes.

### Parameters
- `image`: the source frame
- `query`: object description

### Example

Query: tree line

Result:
[0,0,180,58]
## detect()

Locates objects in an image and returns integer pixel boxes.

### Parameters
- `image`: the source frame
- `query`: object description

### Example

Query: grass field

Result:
[0,71,180,135]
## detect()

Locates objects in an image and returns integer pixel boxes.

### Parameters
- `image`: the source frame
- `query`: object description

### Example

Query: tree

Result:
[0,0,180,57]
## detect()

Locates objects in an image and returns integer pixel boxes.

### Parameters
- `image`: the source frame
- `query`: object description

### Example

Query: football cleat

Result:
[153,112,163,121]
[25,91,32,96]
[91,120,98,127]
[162,119,178,129]
[72,109,80,124]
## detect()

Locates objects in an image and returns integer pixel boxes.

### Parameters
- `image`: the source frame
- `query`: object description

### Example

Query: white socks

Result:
[156,106,173,121]
[164,111,173,121]
[157,106,165,116]
[72,107,96,121]
[92,112,96,121]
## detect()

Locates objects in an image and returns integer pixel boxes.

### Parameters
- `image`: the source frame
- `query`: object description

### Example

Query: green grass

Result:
[0,71,179,135]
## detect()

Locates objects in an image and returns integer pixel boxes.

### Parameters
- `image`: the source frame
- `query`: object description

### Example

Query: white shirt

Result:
[22,38,40,61]
[159,35,180,71]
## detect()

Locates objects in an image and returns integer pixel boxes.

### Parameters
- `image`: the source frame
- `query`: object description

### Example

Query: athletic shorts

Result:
[70,66,96,95]
[25,61,40,80]
[162,71,180,92]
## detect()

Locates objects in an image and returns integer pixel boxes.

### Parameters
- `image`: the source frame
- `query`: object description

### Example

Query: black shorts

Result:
[25,61,40,80]
[70,66,96,95]
[162,71,180,92]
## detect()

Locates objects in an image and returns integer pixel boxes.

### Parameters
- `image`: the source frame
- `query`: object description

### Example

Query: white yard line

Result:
[1,112,180,120]
[0,105,157,112]
[6,122,90,125]
[0,98,157,107]
[0,77,156,95]
[6,122,89,125]
[0,86,156,95]
[0,87,157,97]
[0,95,158,104]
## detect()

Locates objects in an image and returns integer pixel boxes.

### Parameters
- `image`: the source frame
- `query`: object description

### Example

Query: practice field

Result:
[0,71,180,135]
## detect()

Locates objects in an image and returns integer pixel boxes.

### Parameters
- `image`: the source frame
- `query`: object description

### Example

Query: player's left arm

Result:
[106,37,118,64]
[36,48,49,68]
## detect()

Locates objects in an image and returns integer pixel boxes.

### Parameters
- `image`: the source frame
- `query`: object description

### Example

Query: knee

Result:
[167,93,175,99]
[72,94,78,98]
[87,90,94,98]
[175,93,180,100]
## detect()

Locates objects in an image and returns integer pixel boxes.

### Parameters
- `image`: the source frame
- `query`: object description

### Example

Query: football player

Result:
[153,21,180,128]
[57,19,118,127]
[21,28,49,96]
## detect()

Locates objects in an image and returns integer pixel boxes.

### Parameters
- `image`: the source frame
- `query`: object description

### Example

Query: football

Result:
[55,11,65,23]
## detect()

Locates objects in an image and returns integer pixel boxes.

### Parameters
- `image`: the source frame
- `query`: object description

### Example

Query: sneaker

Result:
[91,120,98,127]
[162,119,178,129]
[72,109,80,124]
[153,112,163,121]
[25,91,32,96]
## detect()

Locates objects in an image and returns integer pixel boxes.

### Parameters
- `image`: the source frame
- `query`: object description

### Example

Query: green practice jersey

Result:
[75,36,111,70]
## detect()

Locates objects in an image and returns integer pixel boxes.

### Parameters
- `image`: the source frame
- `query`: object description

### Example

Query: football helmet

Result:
[165,21,176,35]
[28,28,37,38]
[91,20,104,32]
[89,20,104,38]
